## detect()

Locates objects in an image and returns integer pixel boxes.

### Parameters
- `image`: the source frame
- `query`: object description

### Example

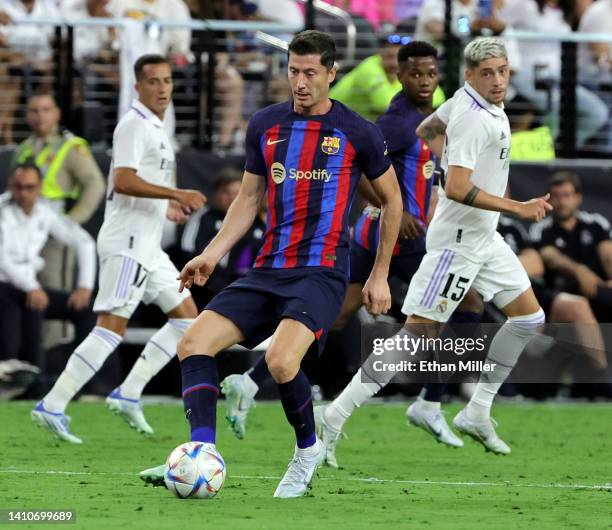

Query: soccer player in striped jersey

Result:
[220,42,481,454]
[141,30,402,498]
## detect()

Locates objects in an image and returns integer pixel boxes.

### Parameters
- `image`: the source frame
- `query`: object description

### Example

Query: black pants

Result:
[0,282,95,368]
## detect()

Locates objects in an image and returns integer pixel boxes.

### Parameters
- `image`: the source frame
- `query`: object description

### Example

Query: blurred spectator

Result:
[415,0,522,70]
[331,33,445,121]
[0,164,96,371]
[108,0,192,63]
[498,214,611,396]
[530,171,612,322]
[322,0,396,29]
[500,0,608,148]
[0,0,59,143]
[172,168,243,307]
[11,92,105,294]
[577,0,612,149]
[62,0,117,63]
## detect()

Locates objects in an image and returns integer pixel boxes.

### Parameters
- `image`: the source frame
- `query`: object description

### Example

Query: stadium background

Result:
[1,0,612,406]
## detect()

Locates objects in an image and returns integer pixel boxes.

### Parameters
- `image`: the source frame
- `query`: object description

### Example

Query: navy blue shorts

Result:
[205,266,348,354]
[349,241,425,285]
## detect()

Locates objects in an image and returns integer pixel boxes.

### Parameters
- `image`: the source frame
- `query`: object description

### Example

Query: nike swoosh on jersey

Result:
[267,138,287,145]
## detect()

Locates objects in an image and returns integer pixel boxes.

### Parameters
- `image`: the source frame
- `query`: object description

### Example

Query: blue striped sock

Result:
[181,355,219,444]
[278,370,316,449]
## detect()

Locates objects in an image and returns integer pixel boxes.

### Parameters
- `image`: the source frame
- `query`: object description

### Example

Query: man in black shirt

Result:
[499,214,610,391]
[530,171,612,322]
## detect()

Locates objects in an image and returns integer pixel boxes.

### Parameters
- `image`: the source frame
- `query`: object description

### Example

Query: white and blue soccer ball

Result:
[164,442,226,499]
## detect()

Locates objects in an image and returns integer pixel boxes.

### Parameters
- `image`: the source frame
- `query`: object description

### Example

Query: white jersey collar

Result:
[463,82,505,117]
[131,100,164,128]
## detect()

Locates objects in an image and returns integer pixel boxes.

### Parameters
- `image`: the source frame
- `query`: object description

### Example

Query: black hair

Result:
[288,30,336,70]
[548,171,582,193]
[134,54,171,80]
[398,41,438,64]
[12,161,42,181]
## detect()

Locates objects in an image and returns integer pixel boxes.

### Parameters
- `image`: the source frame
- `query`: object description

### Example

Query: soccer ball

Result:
[164,442,226,499]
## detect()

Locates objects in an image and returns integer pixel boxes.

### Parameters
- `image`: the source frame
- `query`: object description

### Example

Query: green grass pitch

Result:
[1,401,611,529]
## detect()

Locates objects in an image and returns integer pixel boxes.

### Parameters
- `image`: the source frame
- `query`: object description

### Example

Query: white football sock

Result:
[43,326,122,413]
[416,388,441,411]
[241,372,259,399]
[325,328,417,431]
[466,309,545,422]
[119,319,193,400]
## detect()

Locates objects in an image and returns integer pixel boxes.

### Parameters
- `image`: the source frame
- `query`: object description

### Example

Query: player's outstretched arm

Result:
[178,171,265,292]
[445,165,553,222]
[113,168,206,212]
[362,166,403,315]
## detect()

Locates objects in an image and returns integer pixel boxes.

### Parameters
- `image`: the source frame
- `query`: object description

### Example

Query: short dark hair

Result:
[288,30,336,70]
[398,41,438,64]
[134,54,171,80]
[548,171,582,193]
[27,90,57,106]
[214,168,242,191]
[12,162,43,181]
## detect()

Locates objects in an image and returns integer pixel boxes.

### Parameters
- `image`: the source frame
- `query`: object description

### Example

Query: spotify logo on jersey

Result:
[271,162,287,184]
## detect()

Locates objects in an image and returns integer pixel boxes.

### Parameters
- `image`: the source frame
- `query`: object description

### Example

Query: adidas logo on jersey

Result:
[500,131,507,140]
[160,142,166,150]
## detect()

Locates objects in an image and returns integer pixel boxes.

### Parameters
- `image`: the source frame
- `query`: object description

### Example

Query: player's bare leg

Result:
[454,288,545,454]
[107,297,199,435]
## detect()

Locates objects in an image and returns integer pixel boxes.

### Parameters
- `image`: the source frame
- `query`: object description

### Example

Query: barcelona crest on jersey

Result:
[321,136,341,155]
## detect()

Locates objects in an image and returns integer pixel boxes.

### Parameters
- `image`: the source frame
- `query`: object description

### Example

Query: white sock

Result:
[43,326,122,413]
[324,369,382,431]
[466,309,544,422]
[325,328,418,431]
[119,319,192,400]
[241,372,259,399]
[416,388,441,411]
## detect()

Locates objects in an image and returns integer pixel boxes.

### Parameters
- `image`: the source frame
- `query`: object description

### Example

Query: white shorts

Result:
[402,235,531,322]
[93,252,191,319]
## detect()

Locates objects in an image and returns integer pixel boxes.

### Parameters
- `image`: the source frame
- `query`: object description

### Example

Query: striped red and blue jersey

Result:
[245,100,390,274]
[354,92,436,256]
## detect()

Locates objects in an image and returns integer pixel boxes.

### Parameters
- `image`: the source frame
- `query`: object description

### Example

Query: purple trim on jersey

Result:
[273,121,308,268]
[131,106,147,120]
[464,88,497,118]
[306,128,347,266]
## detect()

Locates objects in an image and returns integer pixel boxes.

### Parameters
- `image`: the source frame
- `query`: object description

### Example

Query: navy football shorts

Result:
[349,241,425,285]
[205,266,348,354]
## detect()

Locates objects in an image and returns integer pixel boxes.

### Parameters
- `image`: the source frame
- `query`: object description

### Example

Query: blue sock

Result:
[181,355,219,444]
[277,370,316,449]
[247,353,270,387]
[422,311,482,403]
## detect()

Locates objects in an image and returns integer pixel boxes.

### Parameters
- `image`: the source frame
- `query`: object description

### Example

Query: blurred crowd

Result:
[1,0,612,400]
[0,0,611,151]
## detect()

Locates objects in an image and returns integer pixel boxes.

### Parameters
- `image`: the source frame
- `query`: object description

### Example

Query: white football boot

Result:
[220,374,256,440]
[139,464,167,487]
[273,438,325,498]
[31,401,82,444]
[406,399,464,448]
[453,409,511,454]
[106,388,154,434]
[314,405,344,469]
